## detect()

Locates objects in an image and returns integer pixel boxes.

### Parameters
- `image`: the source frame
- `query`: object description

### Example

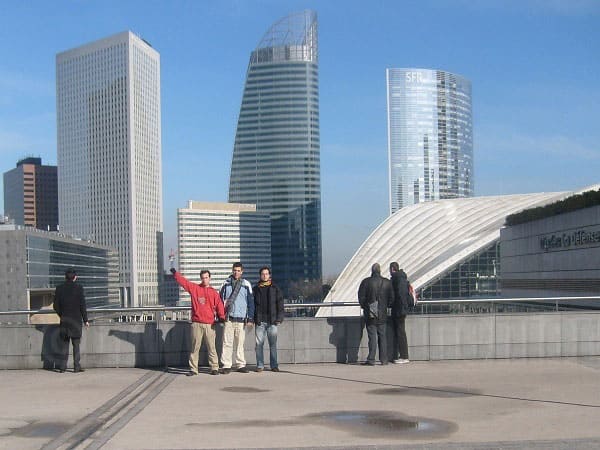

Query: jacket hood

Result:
[393,269,408,280]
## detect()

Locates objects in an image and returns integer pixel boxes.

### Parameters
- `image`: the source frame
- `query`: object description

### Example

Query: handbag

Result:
[367,279,383,320]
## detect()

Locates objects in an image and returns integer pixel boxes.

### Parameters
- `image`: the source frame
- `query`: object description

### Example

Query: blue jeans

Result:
[255,322,278,369]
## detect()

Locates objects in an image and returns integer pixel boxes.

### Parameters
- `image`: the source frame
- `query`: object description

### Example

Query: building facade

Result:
[177,201,271,297]
[386,68,473,214]
[0,224,119,321]
[228,10,322,292]
[500,204,600,305]
[3,157,58,231]
[56,31,163,307]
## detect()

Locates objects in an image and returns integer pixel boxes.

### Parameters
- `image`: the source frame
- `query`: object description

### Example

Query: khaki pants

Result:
[221,321,246,369]
[190,322,218,373]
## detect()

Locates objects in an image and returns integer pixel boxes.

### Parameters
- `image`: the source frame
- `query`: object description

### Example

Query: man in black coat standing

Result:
[389,262,410,364]
[358,263,393,366]
[53,268,89,373]
[253,266,284,372]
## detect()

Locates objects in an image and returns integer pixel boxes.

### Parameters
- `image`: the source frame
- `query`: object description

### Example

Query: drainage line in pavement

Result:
[283,370,600,409]
[40,370,174,450]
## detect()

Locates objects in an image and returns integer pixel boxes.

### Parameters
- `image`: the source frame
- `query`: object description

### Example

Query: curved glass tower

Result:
[386,68,473,214]
[229,11,321,292]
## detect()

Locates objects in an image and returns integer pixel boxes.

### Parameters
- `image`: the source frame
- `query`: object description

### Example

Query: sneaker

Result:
[186,371,198,377]
[271,367,280,372]
[221,368,231,374]
[237,367,250,373]
[256,367,264,373]
[210,370,219,376]
[361,361,376,366]
[398,359,410,364]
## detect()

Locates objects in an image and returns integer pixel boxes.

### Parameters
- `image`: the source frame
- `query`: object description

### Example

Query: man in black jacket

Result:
[389,262,410,364]
[358,263,393,366]
[53,268,89,373]
[253,266,284,372]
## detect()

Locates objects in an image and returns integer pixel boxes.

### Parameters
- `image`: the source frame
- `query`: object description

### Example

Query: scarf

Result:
[258,280,272,288]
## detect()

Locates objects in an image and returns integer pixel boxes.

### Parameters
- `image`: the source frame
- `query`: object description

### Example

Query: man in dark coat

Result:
[358,263,393,365]
[253,266,284,372]
[53,268,89,373]
[389,262,410,364]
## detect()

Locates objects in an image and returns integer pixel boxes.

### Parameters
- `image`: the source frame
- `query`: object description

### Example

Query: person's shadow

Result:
[109,321,191,371]
[109,322,164,368]
[328,317,363,364]
[35,324,63,371]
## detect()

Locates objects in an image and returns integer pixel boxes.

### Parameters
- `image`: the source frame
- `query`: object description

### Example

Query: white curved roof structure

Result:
[319,189,596,317]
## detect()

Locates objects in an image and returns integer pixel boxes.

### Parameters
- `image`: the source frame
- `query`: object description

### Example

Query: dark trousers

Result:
[58,335,81,370]
[392,315,409,360]
[366,320,387,363]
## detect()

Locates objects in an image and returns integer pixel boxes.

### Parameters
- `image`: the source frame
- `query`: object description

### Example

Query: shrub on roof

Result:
[505,189,600,226]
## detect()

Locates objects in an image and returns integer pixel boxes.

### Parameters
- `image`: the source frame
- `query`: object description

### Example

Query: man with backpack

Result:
[389,262,412,364]
[219,262,254,374]
[358,263,393,366]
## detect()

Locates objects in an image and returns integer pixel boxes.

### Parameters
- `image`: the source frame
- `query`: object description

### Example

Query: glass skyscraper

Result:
[386,68,473,214]
[229,10,321,292]
[56,31,163,307]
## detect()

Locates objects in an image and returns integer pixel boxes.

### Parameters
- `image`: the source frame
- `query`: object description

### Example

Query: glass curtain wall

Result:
[229,11,322,293]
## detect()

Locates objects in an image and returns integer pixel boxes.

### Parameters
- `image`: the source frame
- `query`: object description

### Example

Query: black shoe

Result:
[237,367,250,373]
[74,367,85,373]
[271,367,280,372]
[221,368,231,375]
[210,370,219,375]
[59,368,66,373]
[186,371,198,377]
[361,361,375,366]
[381,362,389,366]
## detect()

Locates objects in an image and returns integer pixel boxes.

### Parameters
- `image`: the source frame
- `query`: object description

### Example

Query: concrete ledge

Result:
[1,312,599,369]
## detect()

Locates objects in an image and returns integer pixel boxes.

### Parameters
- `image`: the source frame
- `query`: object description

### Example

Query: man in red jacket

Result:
[171,268,225,376]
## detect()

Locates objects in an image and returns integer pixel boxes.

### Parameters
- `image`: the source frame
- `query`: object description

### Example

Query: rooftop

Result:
[2,358,600,449]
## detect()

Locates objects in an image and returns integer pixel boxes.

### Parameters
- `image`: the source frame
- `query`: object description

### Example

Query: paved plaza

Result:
[1,357,600,449]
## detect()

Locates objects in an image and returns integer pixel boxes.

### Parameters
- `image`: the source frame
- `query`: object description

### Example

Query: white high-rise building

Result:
[56,31,163,306]
[177,201,271,297]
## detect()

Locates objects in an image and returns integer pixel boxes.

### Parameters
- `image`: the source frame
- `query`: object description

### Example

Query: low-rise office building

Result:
[500,204,600,305]
[0,225,120,321]
[177,201,271,300]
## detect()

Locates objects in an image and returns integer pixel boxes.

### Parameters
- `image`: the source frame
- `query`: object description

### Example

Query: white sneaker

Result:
[395,359,410,364]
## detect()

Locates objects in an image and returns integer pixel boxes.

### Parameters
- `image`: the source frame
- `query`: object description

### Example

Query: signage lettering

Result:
[540,228,600,251]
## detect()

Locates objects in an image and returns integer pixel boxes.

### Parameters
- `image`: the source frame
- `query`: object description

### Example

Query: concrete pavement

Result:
[1,358,600,449]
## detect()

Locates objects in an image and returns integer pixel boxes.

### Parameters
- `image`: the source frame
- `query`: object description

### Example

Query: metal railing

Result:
[1,296,599,320]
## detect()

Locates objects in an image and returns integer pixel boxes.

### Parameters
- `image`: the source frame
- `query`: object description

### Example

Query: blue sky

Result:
[1,0,599,277]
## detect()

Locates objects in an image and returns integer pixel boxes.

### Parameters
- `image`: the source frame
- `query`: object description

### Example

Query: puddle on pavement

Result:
[369,386,480,398]
[5,421,71,438]
[187,410,456,439]
[221,386,270,393]
[306,410,457,439]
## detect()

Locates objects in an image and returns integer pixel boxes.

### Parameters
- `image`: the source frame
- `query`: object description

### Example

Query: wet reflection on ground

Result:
[187,410,457,439]
[369,386,481,398]
[2,421,71,438]
[306,410,457,439]
[221,386,270,393]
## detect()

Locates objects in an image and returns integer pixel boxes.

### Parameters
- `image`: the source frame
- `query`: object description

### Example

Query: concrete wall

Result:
[2,312,600,369]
